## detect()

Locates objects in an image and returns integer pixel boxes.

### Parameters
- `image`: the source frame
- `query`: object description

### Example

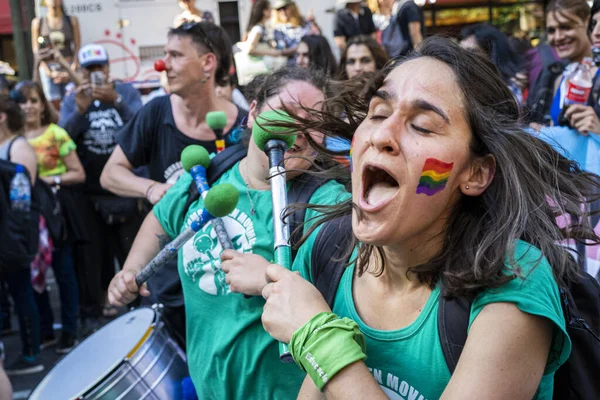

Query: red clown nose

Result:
[154,59,166,72]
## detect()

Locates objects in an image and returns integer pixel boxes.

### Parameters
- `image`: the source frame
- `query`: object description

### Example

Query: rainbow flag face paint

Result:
[416,158,453,196]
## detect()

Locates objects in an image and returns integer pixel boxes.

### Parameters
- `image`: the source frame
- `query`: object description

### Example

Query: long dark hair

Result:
[0,93,25,134]
[242,66,330,145]
[589,0,600,33]
[290,36,600,297]
[299,35,338,77]
[460,24,523,81]
[338,35,389,80]
[247,0,270,35]
[16,81,55,126]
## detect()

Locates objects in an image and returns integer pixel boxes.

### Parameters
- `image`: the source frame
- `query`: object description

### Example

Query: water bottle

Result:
[558,59,594,127]
[10,165,31,212]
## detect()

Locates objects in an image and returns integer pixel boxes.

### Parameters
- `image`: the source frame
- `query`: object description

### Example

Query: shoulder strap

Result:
[287,174,329,254]
[183,144,248,212]
[5,136,22,162]
[311,214,353,308]
[438,294,472,374]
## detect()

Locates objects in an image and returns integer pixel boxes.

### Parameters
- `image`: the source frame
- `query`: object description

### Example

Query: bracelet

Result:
[145,181,158,200]
[289,312,366,391]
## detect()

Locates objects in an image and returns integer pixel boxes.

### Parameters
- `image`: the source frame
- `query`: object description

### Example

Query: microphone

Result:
[181,145,234,251]
[206,111,228,153]
[135,183,239,287]
[252,109,297,363]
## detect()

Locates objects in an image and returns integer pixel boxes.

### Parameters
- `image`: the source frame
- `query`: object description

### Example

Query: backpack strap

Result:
[307,214,475,371]
[311,214,352,308]
[183,144,248,212]
[438,294,472,374]
[287,174,329,259]
[526,45,565,123]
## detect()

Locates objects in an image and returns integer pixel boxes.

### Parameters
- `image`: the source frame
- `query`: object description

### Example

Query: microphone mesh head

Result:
[204,183,239,217]
[252,110,297,151]
[206,111,228,130]
[181,145,211,171]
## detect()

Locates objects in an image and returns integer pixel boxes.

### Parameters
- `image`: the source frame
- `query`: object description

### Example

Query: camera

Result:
[90,71,105,86]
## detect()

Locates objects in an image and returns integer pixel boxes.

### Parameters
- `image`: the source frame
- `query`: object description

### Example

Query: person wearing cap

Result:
[333,0,377,52]
[58,43,143,323]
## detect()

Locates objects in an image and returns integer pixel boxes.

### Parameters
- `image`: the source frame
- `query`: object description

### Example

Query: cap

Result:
[78,44,109,69]
[273,0,293,9]
[337,0,362,5]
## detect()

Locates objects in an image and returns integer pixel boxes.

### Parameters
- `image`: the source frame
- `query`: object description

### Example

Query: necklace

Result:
[240,159,257,216]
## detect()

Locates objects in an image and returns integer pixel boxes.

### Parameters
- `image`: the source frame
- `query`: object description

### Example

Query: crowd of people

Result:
[0,0,599,398]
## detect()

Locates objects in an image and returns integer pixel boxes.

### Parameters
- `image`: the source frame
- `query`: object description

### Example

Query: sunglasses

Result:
[180,21,216,54]
[277,5,289,11]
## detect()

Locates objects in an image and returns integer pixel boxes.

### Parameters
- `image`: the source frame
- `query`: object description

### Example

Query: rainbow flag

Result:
[416,158,453,196]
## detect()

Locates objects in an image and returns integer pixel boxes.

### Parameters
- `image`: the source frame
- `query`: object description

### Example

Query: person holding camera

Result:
[58,44,143,322]
[31,0,81,110]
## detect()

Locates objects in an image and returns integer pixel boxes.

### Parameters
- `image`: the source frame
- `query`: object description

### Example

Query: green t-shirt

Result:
[293,239,571,399]
[28,123,76,177]
[153,162,349,399]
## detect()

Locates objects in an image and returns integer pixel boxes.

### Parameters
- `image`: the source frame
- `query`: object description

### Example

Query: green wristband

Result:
[289,312,367,390]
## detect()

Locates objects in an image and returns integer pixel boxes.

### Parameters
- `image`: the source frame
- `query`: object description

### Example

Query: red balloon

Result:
[154,59,166,72]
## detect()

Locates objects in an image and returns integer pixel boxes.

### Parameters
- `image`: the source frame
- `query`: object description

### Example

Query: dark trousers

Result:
[0,280,10,327]
[74,195,144,318]
[35,289,55,337]
[1,268,40,357]
[51,246,79,334]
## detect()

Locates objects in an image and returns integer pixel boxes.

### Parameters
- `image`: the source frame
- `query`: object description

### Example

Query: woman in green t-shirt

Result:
[260,37,599,399]
[107,67,350,398]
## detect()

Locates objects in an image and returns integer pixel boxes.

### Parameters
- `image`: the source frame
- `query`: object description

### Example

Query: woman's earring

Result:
[465,185,470,190]
[202,71,210,83]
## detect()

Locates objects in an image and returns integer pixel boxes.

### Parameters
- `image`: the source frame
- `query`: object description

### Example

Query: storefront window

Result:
[423,0,545,38]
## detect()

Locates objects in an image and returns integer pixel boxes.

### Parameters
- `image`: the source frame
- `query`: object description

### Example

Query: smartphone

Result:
[90,71,105,86]
[37,36,51,50]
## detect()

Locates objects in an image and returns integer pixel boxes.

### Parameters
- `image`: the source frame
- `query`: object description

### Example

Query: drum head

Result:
[30,308,156,400]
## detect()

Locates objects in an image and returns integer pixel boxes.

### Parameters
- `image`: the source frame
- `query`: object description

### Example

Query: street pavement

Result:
[2,274,123,399]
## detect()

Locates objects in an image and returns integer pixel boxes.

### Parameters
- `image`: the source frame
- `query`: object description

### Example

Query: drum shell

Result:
[83,319,188,400]
[29,306,188,400]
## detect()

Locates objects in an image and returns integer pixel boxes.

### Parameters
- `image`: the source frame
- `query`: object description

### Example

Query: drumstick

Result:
[181,145,234,250]
[253,110,298,363]
[135,184,239,287]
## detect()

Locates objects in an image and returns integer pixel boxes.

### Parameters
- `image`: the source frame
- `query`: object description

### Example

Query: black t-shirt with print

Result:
[117,95,247,185]
[70,100,126,195]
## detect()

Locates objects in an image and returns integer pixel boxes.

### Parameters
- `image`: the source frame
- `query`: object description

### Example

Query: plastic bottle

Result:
[10,164,31,212]
[559,59,594,126]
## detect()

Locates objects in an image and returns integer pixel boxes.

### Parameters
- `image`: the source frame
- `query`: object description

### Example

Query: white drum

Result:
[30,305,188,400]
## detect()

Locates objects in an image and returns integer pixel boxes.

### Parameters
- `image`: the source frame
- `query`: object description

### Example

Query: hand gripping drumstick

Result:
[253,109,298,363]
[181,145,234,251]
[135,184,239,287]
[207,111,228,153]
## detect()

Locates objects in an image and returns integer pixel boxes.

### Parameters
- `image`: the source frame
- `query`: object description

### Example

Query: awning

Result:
[0,0,13,35]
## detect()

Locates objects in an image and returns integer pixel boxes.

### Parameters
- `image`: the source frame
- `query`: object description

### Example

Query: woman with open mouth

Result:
[259,37,600,399]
